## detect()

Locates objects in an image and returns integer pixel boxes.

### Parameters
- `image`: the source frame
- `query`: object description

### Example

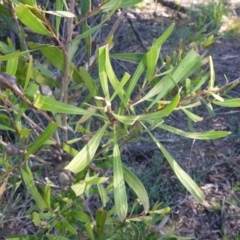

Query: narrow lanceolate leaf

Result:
[85,222,95,240]
[81,0,91,62]
[98,46,110,100]
[0,45,47,61]
[123,166,149,213]
[153,23,175,48]
[113,131,128,221]
[28,43,82,84]
[213,98,240,107]
[146,46,159,80]
[65,124,108,173]
[145,126,205,204]
[25,122,58,158]
[104,45,127,106]
[34,94,102,118]
[21,165,47,210]
[6,57,18,76]
[24,55,33,91]
[43,11,75,17]
[96,209,107,240]
[61,217,77,235]
[15,5,51,36]
[110,72,130,103]
[181,108,203,122]
[120,0,142,7]
[110,53,144,63]
[97,184,109,208]
[0,124,14,131]
[157,124,230,139]
[113,92,180,125]
[55,0,63,37]
[147,49,201,110]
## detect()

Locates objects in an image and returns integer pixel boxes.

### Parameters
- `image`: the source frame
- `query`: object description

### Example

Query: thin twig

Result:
[125,13,148,51]
[88,8,127,72]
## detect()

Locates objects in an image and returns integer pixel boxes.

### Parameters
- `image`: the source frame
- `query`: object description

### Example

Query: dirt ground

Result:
[110,1,240,239]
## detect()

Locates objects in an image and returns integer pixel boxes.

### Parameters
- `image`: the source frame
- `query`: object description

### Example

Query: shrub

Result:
[0,0,239,239]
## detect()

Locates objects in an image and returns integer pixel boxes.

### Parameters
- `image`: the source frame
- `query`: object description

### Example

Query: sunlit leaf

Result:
[157,123,230,139]
[21,165,47,210]
[25,122,58,158]
[65,124,108,173]
[34,94,102,117]
[96,209,107,240]
[145,126,205,204]
[15,4,51,35]
[113,130,128,221]
[123,166,149,213]
[213,98,240,107]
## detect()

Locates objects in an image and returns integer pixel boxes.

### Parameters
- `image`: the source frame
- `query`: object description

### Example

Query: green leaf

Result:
[110,53,144,63]
[213,98,240,107]
[21,164,47,210]
[81,0,92,62]
[44,184,51,209]
[113,130,128,221]
[97,184,109,208]
[28,43,82,84]
[149,207,170,214]
[110,72,130,103]
[6,57,18,76]
[55,0,63,37]
[153,23,175,48]
[146,46,160,80]
[24,55,33,91]
[0,4,18,34]
[98,46,110,100]
[144,49,201,109]
[65,211,91,223]
[61,217,77,235]
[18,0,36,6]
[6,236,36,240]
[0,124,14,131]
[96,209,107,240]
[104,45,127,106]
[44,10,75,17]
[0,45,47,61]
[79,67,99,97]
[85,175,109,185]
[113,92,180,125]
[157,123,230,139]
[34,94,102,117]
[17,82,38,121]
[32,212,41,226]
[15,4,51,36]
[25,122,58,158]
[85,222,95,240]
[65,124,108,173]
[123,166,149,213]
[181,108,203,122]
[145,127,205,204]
[120,0,142,7]
[71,182,86,196]
[126,56,146,101]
